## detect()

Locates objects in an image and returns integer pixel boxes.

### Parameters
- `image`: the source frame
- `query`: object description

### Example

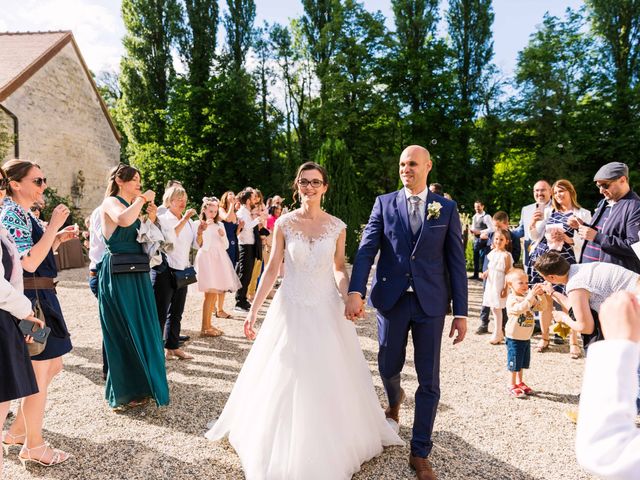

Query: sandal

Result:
[517,382,533,395]
[166,348,194,360]
[201,327,224,337]
[508,385,526,399]
[216,311,232,319]
[2,431,25,454]
[18,442,70,467]
[570,343,582,359]
[489,337,503,345]
[535,337,550,353]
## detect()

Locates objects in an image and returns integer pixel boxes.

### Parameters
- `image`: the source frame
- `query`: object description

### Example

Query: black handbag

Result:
[171,266,197,289]
[110,253,150,274]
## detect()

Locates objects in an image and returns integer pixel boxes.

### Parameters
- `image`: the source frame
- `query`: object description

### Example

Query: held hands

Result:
[567,215,584,230]
[197,220,208,234]
[578,225,597,241]
[183,208,197,220]
[345,293,365,321]
[23,314,45,344]
[146,201,157,222]
[141,190,155,204]
[449,317,467,345]
[49,204,70,230]
[600,291,640,342]
[56,224,79,243]
[244,311,258,340]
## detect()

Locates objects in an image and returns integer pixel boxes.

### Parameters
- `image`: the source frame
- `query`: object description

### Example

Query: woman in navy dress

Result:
[1,159,76,466]
[219,191,242,266]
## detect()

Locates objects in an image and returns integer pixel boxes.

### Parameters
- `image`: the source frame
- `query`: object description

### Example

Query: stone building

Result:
[0,31,120,214]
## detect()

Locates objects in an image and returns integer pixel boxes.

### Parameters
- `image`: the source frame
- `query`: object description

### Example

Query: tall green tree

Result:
[120,0,181,147]
[585,0,640,162]
[446,0,495,184]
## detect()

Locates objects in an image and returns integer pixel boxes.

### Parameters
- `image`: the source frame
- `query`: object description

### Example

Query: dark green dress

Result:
[98,197,169,407]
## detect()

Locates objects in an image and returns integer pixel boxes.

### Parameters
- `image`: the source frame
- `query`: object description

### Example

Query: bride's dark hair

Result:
[291,162,328,203]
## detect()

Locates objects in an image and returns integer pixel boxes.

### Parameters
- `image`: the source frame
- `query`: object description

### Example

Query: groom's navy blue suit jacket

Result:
[349,189,468,317]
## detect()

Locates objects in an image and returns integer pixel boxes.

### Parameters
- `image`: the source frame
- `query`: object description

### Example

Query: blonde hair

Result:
[162,185,187,207]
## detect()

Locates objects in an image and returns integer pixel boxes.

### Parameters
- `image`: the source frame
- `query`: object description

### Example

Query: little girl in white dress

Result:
[481,229,513,344]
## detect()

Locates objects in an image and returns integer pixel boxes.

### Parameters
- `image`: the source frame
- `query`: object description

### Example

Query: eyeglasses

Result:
[595,178,618,190]
[31,177,47,187]
[297,179,324,188]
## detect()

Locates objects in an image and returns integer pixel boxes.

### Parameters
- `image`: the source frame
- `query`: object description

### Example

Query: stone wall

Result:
[1,42,120,214]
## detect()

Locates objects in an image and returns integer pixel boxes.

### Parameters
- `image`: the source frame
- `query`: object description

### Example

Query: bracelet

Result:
[137,195,148,204]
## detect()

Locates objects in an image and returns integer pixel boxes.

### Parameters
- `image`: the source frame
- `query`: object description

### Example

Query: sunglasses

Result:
[297,179,325,188]
[31,177,47,187]
[595,178,618,190]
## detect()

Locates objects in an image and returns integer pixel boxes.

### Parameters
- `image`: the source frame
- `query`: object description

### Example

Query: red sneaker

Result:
[517,382,533,395]
[508,385,526,398]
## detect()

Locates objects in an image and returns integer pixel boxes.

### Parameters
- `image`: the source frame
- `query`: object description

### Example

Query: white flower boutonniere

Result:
[427,201,442,220]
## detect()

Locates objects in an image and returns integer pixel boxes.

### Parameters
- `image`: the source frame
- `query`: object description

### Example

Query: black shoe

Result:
[553,334,564,345]
[468,275,480,280]
[179,335,191,342]
[475,324,489,335]
[235,304,250,312]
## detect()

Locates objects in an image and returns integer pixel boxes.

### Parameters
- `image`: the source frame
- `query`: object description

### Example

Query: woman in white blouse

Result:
[154,185,205,360]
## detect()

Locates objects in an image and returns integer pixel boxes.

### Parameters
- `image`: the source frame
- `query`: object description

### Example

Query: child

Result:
[504,268,546,398]
[481,228,513,344]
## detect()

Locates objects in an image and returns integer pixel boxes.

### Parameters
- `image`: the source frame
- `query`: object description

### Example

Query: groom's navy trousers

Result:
[377,292,444,458]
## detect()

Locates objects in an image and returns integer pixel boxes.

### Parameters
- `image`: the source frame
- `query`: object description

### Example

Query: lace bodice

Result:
[275,211,346,306]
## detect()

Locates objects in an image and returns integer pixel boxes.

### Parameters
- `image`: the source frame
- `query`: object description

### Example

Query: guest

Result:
[429,183,443,196]
[156,179,182,217]
[219,191,242,266]
[87,206,108,379]
[267,204,282,232]
[476,211,511,335]
[235,188,261,312]
[155,184,204,360]
[0,159,75,465]
[504,269,546,398]
[514,180,552,275]
[528,179,588,354]
[534,251,639,354]
[573,162,640,273]
[576,291,640,479]
[480,229,512,344]
[247,194,269,301]
[98,164,169,409]
[194,197,241,337]
[0,170,55,470]
[469,200,493,280]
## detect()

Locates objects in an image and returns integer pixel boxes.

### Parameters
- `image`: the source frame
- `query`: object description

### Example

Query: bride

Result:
[205,162,403,479]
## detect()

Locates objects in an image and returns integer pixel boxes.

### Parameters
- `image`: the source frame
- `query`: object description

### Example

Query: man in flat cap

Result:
[570,162,640,273]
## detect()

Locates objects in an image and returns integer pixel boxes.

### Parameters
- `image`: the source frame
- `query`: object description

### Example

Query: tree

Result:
[120,0,181,147]
[225,0,256,70]
[446,0,495,184]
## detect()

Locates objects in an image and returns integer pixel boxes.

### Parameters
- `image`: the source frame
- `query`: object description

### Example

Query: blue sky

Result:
[0,0,584,76]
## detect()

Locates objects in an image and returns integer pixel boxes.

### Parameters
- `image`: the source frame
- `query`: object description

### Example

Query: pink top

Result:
[267,215,278,232]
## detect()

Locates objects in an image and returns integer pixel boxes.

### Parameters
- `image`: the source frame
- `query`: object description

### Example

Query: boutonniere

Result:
[427,201,442,220]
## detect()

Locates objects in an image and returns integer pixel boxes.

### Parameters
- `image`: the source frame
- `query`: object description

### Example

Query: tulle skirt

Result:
[195,246,241,293]
[205,289,403,479]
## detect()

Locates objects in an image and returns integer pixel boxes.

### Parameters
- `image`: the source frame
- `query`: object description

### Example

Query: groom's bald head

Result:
[399,145,432,193]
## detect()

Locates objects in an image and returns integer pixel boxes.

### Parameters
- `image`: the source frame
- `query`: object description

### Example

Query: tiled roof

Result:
[0,31,120,142]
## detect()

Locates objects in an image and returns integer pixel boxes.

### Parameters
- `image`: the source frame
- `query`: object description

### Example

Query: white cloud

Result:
[2,0,125,73]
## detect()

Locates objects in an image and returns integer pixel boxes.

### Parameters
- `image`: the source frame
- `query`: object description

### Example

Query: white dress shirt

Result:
[158,211,199,270]
[0,230,33,320]
[88,207,106,271]
[403,187,428,219]
[576,340,640,479]
[236,206,261,246]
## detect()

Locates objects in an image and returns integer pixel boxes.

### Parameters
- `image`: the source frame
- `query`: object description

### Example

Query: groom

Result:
[346,145,468,480]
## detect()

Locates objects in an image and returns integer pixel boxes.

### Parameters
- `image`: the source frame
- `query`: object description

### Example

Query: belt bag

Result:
[110,253,150,274]
[171,266,197,289]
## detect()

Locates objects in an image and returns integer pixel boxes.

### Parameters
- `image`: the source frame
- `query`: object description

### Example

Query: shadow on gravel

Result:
[430,431,540,480]
[5,430,242,480]
[533,391,580,405]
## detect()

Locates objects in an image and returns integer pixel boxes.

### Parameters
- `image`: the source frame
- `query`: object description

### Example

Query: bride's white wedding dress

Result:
[205,211,403,479]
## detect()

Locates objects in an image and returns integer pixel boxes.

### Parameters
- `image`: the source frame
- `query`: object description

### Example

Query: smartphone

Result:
[18,320,51,344]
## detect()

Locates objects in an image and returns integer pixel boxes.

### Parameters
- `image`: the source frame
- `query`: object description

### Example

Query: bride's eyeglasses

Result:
[31,177,47,187]
[297,179,324,188]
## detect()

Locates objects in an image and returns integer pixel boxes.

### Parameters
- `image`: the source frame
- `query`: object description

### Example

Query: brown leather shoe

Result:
[409,454,437,480]
[384,388,406,423]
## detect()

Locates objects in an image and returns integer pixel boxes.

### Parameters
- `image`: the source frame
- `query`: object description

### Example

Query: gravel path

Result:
[3,269,594,480]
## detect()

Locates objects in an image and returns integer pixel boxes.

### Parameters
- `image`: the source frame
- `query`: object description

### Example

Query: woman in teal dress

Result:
[98,164,169,409]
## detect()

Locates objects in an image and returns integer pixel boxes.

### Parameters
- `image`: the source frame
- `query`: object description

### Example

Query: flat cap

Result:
[594,162,629,181]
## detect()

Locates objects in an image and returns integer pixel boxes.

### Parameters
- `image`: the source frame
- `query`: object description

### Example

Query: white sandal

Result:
[2,431,25,454]
[18,442,70,467]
